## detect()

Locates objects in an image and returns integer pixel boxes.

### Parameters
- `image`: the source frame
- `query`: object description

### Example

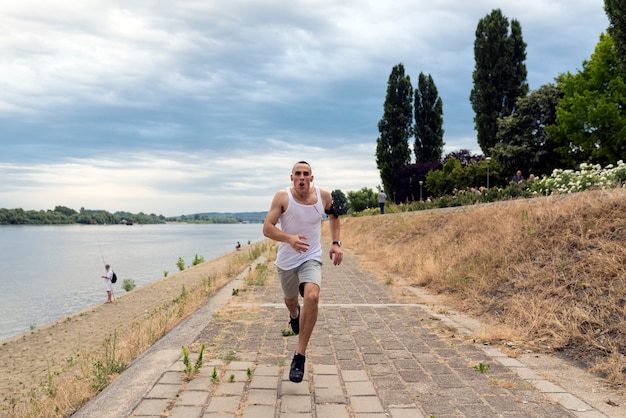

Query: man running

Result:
[263,161,343,382]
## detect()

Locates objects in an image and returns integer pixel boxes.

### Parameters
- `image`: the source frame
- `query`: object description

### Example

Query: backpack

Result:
[111,272,117,284]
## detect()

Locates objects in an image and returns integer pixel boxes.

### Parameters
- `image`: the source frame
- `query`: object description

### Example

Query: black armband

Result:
[324,200,340,218]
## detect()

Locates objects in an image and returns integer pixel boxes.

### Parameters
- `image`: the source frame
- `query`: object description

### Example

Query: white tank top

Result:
[275,186,324,270]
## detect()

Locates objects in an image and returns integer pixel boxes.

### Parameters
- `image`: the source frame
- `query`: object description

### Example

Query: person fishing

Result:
[101,264,114,303]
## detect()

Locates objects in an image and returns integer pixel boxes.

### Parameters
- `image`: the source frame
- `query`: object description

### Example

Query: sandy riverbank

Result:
[0,244,267,416]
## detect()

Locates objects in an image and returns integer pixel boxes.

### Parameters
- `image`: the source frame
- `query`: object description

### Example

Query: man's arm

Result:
[263,190,310,253]
[322,188,343,265]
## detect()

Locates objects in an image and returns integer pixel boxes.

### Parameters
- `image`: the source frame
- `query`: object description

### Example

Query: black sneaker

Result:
[289,304,300,335]
[289,352,306,383]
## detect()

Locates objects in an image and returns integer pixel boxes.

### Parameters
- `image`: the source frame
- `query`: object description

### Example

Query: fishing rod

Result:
[96,232,106,265]
[95,231,115,302]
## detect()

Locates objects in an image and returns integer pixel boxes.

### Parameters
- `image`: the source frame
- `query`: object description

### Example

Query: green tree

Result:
[426,158,462,197]
[414,72,444,163]
[548,33,626,167]
[346,187,377,213]
[330,189,348,215]
[605,0,626,71]
[376,63,413,202]
[492,83,562,177]
[470,9,528,154]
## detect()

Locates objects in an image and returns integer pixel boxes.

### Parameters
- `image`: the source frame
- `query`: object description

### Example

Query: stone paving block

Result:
[168,405,203,418]
[214,381,246,395]
[550,392,594,411]
[247,388,277,405]
[316,403,351,418]
[419,396,459,416]
[431,373,467,388]
[345,381,377,396]
[250,375,279,389]
[457,403,498,416]
[314,374,341,388]
[313,364,338,375]
[280,394,312,413]
[225,369,250,382]
[514,367,543,380]
[350,396,385,413]
[342,370,369,382]
[227,361,254,370]
[241,404,275,418]
[159,371,183,384]
[530,379,566,393]
[203,414,235,418]
[176,390,210,406]
[314,387,347,404]
[281,380,312,395]
[254,364,281,376]
[146,383,180,398]
[389,407,426,418]
[186,377,213,391]
[206,395,241,412]
[496,356,526,368]
[132,399,170,416]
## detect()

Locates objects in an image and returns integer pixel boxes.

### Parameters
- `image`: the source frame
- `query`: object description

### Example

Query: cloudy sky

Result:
[0,0,609,216]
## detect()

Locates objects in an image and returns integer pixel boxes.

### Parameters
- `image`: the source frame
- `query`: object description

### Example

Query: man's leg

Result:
[285,295,299,318]
[296,282,319,355]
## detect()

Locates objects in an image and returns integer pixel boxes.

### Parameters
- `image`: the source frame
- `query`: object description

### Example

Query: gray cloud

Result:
[0,0,609,215]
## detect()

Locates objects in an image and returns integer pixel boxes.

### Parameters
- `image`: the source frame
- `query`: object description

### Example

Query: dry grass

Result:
[337,188,626,390]
[1,240,270,418]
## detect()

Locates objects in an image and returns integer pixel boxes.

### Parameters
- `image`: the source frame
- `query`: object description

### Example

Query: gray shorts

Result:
[277,259,322,298]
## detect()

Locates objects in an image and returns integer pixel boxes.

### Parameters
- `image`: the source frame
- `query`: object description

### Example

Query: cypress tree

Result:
[605,0,626,72]
[414,72,444,163]
[376,63,413,202]
[470,9,528,155]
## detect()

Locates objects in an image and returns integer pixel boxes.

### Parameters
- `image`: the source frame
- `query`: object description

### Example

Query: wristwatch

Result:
[332,241,342,247]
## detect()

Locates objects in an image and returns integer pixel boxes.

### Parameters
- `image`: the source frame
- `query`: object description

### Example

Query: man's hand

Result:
[289,234,310,253]
[329,245,343,266]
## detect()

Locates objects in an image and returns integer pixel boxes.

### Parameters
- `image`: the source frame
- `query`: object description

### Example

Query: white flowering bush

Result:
[533,160,626,195]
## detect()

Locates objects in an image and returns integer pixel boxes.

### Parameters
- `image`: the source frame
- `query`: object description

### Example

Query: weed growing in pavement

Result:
[473,363,490,373]
[232,288,239,296]
[229,374,235,382]
[182,344,205,380]
[247,368,252,379]
[211,367,219,383]
[281,329,295,337]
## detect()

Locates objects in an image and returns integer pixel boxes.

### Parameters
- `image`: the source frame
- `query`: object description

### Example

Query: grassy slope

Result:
[338,188,626,389]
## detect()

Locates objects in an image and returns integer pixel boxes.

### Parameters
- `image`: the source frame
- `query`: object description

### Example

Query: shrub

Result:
[122,278,136,292]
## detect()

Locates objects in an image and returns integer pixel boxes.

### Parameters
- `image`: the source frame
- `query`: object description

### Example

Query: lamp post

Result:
[485,157,492,189]
[419,180,423,201]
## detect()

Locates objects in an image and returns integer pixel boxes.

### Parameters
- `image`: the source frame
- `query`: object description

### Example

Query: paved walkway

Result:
[75,245,624,418]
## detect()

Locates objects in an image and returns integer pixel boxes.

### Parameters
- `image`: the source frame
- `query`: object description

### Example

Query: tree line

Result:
[375,3,626,204]
[0,206,255,225]
[0,206,169,225]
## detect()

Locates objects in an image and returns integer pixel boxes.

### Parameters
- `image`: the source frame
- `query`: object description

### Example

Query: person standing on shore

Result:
[378,189,387,214]
[263,160,343,383]
[101,264,113,303]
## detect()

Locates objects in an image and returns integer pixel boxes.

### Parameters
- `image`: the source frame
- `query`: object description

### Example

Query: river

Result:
[0,223,266,342]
